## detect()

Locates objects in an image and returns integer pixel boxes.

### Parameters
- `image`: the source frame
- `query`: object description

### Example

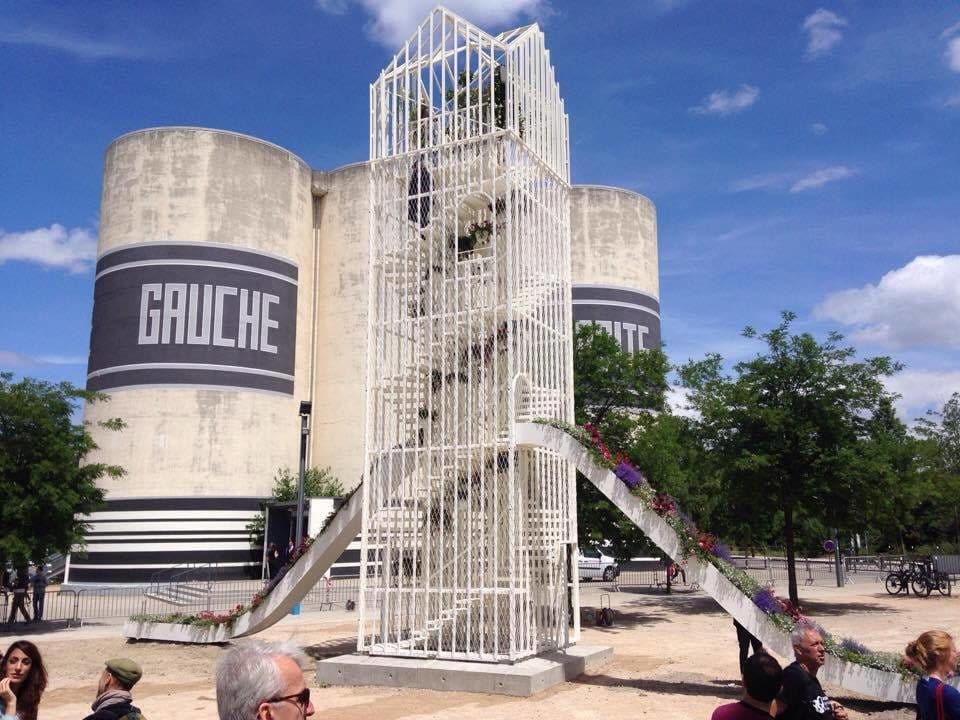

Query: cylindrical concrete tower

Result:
[309,162,370,492]
[570,185,660,351]
[75,128,314,582]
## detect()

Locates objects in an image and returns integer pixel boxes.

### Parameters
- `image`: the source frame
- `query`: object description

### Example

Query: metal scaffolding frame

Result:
[360,7,574,663]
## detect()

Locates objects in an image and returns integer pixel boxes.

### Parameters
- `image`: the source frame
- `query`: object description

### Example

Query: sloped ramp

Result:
[124,423,950,705]
[123,483,363,642]
[123,447,417,643]
[514,422,949,705]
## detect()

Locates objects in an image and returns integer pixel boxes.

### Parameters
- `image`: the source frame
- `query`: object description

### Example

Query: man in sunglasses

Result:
[216,641,315,720]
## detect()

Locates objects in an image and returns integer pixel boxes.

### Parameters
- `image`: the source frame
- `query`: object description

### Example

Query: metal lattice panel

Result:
[360,7,574,663]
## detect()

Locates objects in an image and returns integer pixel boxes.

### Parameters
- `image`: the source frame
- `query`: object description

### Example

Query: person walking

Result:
[905,630,960,720]
[5,570,30,626]
[30,567,47,624]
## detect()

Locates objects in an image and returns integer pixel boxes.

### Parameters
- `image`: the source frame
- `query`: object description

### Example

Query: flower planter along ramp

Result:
[514,422,939,705]
[123,484,364,642]
[123,449,421,643]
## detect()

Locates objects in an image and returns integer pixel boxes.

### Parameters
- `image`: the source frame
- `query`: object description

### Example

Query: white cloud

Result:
[803,9,847,59]
[690,85,760,116]
[946,36,960,72]
[945,93,960,108]
[0,224,97,273]
[810,122,828,135]
[729,172,791,193]
[815,255,960,350]
[884,370,960,422]
[789,165,857,192]
[0,28,145,60]
[316,0,547,47]
[0,350,85,367]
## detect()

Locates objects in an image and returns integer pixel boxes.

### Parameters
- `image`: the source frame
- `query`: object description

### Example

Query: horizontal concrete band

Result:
[72,497,362,584]
[86,367,294,394]
[97,242,299,280]
[572,284,660,313]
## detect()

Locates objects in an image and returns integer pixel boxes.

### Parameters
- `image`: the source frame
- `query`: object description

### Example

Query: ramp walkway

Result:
[125,422,948,703]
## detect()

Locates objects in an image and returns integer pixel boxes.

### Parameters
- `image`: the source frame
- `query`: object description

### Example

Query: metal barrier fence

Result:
[594,554,847,593]
[0,576,361,627]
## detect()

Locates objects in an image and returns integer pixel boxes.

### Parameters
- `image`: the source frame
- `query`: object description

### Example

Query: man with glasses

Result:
[216,641,315,720]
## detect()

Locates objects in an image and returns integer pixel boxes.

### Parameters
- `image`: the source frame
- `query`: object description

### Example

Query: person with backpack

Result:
[83,658,145,720]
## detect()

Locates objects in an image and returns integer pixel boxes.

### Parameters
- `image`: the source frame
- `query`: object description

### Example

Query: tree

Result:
[574,322,670,426]
[246,466,344,545]
[678,312,902,606]
[912,393,960,551]
[915,392,960,475]
[573,322,674,558]
[0,372,124,570]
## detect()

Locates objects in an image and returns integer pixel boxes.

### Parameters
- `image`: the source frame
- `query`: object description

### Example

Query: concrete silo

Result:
[75,128,314,582]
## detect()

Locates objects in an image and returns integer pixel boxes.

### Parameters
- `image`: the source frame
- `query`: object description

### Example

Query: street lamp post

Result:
[295,401,312,545]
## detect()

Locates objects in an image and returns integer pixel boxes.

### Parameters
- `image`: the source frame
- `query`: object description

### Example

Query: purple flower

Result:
[710,541,733,563]
[840,637,869,655]
[752,587,782,614]
[614,460,644,489]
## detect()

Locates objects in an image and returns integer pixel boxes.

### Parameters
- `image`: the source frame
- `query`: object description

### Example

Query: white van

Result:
[578,546,619,582]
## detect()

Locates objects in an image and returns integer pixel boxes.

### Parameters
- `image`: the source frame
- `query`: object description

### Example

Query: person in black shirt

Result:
[777,624,848,720]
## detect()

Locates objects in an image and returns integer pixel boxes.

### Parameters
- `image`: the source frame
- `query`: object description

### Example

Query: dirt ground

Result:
[5,579,956,719]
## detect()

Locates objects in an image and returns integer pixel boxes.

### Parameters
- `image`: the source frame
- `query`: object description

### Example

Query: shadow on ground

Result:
[575,672,742,699]
[304,635,357,659]
[799,599,899,616]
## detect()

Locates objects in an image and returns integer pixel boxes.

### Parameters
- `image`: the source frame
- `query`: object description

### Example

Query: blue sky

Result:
[1,1,958,420]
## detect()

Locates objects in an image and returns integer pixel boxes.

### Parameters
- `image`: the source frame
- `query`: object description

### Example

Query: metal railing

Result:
[593,553,849,593]
[0,576,362,629]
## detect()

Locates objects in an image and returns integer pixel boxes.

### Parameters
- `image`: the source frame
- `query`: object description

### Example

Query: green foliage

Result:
[572,322,675,559]
[0,372,125,568]
[915,392,960,474]
[270,466,343,501]
[678,312,903,605]
[246,466,343,545]
[445,67,508,130]
[574,322,670,426]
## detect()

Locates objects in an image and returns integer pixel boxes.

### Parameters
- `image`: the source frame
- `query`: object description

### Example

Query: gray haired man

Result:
[216,641,315,720]
[776,624,848,720]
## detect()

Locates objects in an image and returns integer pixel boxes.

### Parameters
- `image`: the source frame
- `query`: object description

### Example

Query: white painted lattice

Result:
[359,7,575,663]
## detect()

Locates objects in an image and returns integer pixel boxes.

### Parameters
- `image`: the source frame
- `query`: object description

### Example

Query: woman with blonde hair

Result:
[906,630,960,719]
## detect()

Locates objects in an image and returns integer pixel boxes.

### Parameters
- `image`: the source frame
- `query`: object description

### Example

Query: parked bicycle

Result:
[885,559,951,597]
[912,559,951,597]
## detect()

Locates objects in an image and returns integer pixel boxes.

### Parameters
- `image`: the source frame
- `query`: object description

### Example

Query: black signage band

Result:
[86,242,298,395]
[573,283,661,351]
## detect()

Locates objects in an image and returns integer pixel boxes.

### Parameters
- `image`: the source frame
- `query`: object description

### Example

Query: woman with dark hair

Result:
[0,640,48,720]
[906,630,960,720]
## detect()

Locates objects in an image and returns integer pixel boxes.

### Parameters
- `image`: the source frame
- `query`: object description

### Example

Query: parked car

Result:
[578,546,619,582]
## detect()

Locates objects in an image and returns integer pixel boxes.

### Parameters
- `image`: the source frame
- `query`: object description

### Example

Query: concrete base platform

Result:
[316,645,612,696]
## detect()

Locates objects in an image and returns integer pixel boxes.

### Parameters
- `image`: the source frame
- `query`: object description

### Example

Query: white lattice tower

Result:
[360,7,574,662]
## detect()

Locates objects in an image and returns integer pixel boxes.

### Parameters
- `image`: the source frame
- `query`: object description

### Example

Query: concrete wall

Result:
[85,127,314,499]
[570,186,658,296]
[309,162,370,491]
[569,185,660,350]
